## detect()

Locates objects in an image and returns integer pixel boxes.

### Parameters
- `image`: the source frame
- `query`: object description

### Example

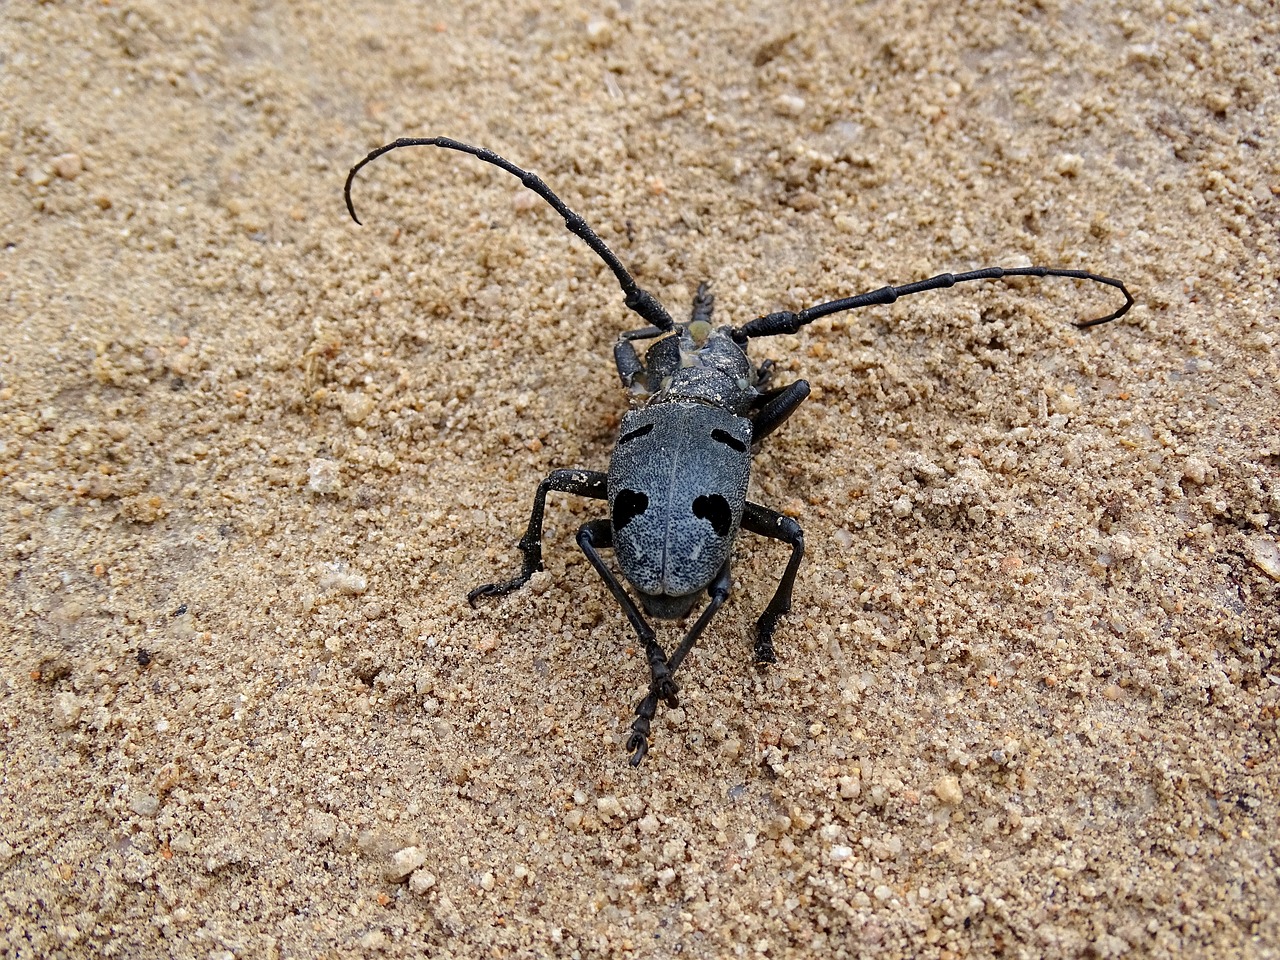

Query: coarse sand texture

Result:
[2,2,1277,957]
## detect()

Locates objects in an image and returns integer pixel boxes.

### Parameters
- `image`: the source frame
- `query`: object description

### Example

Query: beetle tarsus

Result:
[628,686,664,765]
[466,575,531,606]
[642,636,677,696]
[627,729,650,766]
[468,469,609,608]
[754,636,778,664]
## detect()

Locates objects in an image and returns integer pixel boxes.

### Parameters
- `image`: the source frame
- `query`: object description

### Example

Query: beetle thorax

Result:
[646,326,758,413]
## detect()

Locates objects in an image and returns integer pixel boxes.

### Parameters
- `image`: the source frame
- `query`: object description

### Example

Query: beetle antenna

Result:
[732,266,1134,341]
[345,137,676,331]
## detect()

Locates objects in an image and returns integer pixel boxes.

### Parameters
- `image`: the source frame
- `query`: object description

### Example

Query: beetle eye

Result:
[619,423,655,445]
[692,494,732,537]
[614,489,649,529]
[710,428,747,453]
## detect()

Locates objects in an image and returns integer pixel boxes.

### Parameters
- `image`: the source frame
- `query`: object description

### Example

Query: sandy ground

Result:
[2,0,1278,957]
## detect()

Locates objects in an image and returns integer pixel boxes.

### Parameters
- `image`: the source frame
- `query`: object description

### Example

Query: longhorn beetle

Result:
[344,137,1133,765]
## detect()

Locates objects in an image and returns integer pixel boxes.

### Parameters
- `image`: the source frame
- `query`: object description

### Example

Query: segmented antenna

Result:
[345,137,676,331]
[734,266,1134,342]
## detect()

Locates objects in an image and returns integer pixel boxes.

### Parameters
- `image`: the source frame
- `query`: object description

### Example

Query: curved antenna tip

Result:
[343,164,365,225]
[1073,278,1135,328]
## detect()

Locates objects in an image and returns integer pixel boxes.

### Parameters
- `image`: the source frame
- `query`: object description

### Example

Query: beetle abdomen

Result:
[607,402,752,605]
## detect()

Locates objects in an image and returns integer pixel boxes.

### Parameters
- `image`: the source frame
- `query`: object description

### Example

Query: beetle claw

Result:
[657,678,680,706]
[467,577,527,606]
[628,684,663,765]
[754,636,777,664]
[627,731,650,765]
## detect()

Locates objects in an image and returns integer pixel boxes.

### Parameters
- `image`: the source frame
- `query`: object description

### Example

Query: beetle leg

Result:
[740,503,806,663]
[627,689,662,765]
[613,339,646,391]
[614,325,668,391]
[577,518,686,765]
[575,518,659,647]
[666,559,732,676]
[467,469,608,605]
[574,518,670,765]
[578,516,734,764]
[750,379,812,444]
[627,561,731,765]
[576,517,683,748]
[690,281,715,325]
[753,358,776,392]
[573,519,670,768]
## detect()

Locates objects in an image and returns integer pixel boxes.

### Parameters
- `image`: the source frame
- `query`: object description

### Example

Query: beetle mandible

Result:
[344,136,1133,765]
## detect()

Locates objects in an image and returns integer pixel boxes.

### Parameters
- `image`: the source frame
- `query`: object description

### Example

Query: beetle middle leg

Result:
[468,469,608,604]
[740,502,806,664]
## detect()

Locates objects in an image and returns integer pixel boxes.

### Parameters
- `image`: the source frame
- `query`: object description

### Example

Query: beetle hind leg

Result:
[626,561,732,765]
[575,519,674,763]
[627,692,661,765]
[577,520,734,764]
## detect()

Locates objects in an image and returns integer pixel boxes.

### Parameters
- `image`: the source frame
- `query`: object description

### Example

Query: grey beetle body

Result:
[345,136,1133,765]
[608,398,752,617]
[610,319,763,617]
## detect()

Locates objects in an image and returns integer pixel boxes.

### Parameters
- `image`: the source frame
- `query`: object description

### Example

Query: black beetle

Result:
[345,137,1132,764]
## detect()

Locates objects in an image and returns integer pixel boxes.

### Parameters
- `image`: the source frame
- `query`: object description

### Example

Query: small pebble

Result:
[52,692,82,729]
[307,458,342,494]
[409,868,437,895]
[1243,537,1280,581]
[342,393,375,425]
[774,94,806,116]
[52,153,83,180]
[585,17,613,46]
[129,792,159,817]
[596,796,624,821]
[934,776,964,805]
[1182,456,1210,484]
[305,810,337,841]
[319,567,367,595]
[1055,153,1084,175]
[385,845,428,881]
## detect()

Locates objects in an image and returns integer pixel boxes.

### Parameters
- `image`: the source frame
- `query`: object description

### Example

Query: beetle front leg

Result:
[740,502,806,663]
[467,469,608,605]
[613,325,666,390]
[751,379,811,444]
